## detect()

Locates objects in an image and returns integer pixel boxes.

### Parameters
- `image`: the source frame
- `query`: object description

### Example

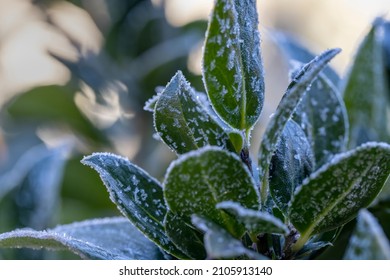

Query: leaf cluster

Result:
[1,0,390,260]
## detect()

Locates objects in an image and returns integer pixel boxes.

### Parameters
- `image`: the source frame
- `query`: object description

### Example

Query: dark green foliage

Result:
[343,20,389,147]
[1,0,389,260]
[269,120,313,215]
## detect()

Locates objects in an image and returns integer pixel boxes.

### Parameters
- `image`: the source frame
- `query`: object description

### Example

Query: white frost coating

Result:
[258,49,341,189]
[154,71,233,154]
[0,217,160,260]
[221,85,228,97]
[289,142,390,235]
[210,59,216,71]
[82,152,162,189]
[319,108,329,122]
[191,215,267,260]
[293,72,348,169]
[152,133,162,141]
[203,0,264,130]
[294,153,302,161]
[163,146,257,196]
[131,175,140,186]
[143,92,162,113]
[318,127,326,136]
[216,201,288,234]
[227,49,236,70]
[298,142,390,190]
[80,152,182,255]
[344,210,390,259]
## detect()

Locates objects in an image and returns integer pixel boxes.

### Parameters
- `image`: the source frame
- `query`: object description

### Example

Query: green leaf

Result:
[343,22,389,147]
[344,210,390,259]
[6,85,107,145]
[377,178,390,202]
[12,144,70,230]
[81,152,184,258]
[203,0,264,130]
[164,146,259,238]
[289,142,390,249]
[228,130,244,152]
[0,144,68,201]
[383,21,390,98]
[191,215,267,260]
[0,217,164,260]
[143,87,163,112]
[216,201,288,237]
[153,71,236,154]
[295,241,332,259]
[273,34,348,168]
[257,48,341,205]
[269,120,314,215]
[164,211,206,259]
[293,73,348,168]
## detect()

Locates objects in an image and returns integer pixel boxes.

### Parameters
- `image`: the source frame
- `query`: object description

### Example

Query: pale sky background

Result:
[0,0,389,102]
[0,0,389,166]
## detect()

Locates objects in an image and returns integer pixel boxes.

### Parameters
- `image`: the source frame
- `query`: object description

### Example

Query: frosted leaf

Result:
[295,241,332,259]
[216,201,288,236]
[342,21,389,148]
[257,48,341,204]
[143,86,164,112]
[293,73,348,169]
[0,143,70,228]
[377,177,390,202]
[12,144,70,232]
[289,142,390,240]
[81,152,185,258]
[203,0,264,130]
[0,144,68,201]
[269,120,314,215]
[344,210,390,260]
[0,217,164,260]
[154,71,237,154]
[191,215,267,260]
[164,211,206,259]
[164,146,259,238]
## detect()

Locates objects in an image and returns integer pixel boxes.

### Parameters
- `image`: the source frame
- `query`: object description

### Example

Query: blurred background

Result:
[0,0,389,259]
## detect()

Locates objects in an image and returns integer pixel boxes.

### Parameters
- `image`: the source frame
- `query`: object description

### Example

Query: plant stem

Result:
[282,227,299,259]
[291,231,310,253]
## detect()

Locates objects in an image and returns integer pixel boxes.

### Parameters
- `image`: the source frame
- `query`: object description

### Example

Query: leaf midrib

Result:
[300,163,371,238]
[232,0,248,131]
[200,166,240,237]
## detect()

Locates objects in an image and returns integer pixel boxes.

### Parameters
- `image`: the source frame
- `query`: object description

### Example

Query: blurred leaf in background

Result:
[0,0,206,259]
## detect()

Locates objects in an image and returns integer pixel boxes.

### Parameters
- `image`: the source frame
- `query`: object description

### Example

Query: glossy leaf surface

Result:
[257,48,341,204]
[164,146,259,238]
[192,215,267,259]
[154,71,234,154]
[203,0,264,130]
[294,73,348,168]
[217,201,288,236]
[81,153,183,258]
[0,217,163,260]
[290,143,390,241]
[269,120,313,214]
[164,211,206,259]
